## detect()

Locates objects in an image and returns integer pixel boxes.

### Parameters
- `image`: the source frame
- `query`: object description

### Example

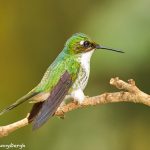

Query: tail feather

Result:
[28,102,44,123]
[0,92,38,115]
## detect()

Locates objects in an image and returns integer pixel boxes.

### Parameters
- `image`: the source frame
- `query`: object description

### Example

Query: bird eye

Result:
[83,41,91,48]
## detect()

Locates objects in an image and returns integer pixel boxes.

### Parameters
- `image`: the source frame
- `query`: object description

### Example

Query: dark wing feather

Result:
[32,71,72,130]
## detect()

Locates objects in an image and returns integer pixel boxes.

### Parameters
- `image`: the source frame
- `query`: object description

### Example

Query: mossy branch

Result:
[0,77,149,137]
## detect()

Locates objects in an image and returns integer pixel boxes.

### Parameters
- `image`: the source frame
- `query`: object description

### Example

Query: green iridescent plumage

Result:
[64,33,91,54]
[35,52,80,92]
[0,33,123,129]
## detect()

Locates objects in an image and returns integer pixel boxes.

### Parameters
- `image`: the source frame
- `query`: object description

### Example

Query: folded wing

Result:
[32,71,73,130]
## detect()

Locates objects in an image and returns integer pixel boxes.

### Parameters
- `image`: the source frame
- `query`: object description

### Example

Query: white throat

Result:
[79,50,94,73]
[71,50,94,92]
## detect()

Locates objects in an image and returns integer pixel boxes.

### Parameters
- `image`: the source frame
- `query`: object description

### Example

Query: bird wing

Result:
[32,71,73,130]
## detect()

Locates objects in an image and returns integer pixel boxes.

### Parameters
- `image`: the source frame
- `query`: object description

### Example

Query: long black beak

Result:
[95,44,124,53]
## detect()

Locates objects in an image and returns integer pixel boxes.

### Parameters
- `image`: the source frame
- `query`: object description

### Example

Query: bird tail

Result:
[0,91,38,115]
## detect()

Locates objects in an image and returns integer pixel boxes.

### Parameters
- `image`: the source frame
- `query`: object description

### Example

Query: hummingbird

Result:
[0,33,123,130]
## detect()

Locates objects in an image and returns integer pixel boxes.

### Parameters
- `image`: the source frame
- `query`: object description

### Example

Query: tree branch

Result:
[0,77,149,137]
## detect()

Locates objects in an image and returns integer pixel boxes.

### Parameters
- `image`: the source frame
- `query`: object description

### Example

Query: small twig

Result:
[0,77,149,137]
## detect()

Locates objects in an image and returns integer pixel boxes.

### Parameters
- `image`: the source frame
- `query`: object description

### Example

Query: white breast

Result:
[80,50,94,75]
[72,50,94,91]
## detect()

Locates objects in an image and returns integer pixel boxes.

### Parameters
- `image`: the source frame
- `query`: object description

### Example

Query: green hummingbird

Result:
[0,33,123,129]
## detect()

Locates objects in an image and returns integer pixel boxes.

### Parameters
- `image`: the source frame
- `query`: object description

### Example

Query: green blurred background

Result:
[0,0,150,149]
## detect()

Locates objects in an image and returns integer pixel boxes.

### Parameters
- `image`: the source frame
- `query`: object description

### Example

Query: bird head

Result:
[64,33,124,55]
